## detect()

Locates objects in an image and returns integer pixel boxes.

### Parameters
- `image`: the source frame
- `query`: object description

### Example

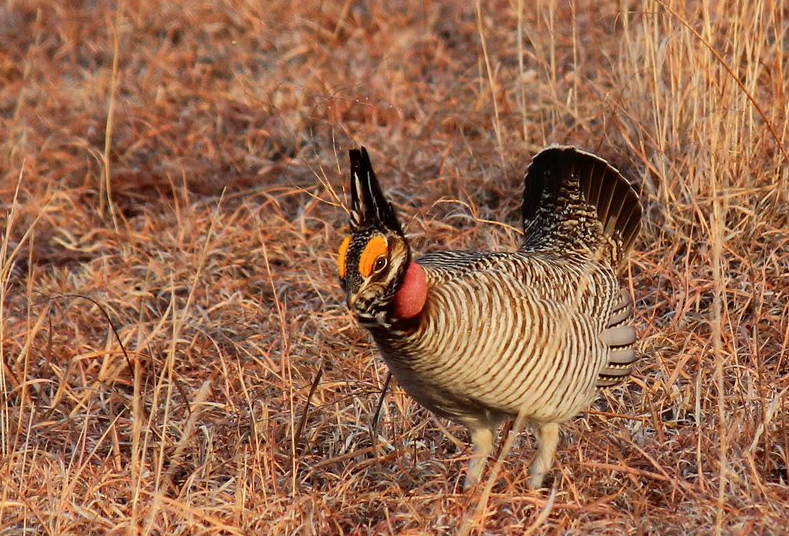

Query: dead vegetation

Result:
[1,0,788,534]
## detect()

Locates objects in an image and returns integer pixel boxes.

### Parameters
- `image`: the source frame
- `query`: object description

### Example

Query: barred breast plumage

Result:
[338,145,641,488]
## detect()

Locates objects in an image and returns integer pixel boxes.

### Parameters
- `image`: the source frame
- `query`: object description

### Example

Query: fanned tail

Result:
[520,145,641,270]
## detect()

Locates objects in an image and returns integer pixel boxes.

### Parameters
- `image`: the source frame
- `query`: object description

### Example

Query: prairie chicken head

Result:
[337,147,427,326]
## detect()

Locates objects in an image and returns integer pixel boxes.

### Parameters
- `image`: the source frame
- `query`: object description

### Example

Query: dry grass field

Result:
[2,0,788,534]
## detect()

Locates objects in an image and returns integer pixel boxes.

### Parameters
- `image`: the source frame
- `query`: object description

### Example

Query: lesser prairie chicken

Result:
[337,146,641,488]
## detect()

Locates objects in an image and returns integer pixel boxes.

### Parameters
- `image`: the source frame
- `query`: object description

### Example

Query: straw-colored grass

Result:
[2,0,788,534]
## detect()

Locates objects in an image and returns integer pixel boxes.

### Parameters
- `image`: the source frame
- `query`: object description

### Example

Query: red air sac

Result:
[393,261,427,319]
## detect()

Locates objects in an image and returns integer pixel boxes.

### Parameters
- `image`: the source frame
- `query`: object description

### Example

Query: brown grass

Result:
[1,0,788,534]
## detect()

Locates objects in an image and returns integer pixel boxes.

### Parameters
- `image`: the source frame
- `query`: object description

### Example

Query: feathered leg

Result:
[529,422,559,489]
[464,426,494,488]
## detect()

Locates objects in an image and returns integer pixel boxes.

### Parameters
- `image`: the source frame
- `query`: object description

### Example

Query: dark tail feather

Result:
[521,145,641,269]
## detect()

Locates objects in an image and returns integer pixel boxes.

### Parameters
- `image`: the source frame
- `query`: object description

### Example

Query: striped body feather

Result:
[369,248,631,431]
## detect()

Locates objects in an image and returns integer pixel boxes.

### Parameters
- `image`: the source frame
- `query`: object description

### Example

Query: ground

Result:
[1,0,788,534]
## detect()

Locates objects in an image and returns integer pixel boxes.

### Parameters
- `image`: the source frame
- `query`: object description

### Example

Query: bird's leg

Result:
[464,427,494,489]
[529,422,560,489]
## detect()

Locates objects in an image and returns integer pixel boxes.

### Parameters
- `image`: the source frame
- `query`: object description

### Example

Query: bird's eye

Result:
[373,255,387,273]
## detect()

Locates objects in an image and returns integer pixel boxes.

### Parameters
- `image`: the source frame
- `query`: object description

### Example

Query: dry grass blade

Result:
[369,371,392,437]
[99,0,123,231]
[523,486,557,536]
[294,364,324,457]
